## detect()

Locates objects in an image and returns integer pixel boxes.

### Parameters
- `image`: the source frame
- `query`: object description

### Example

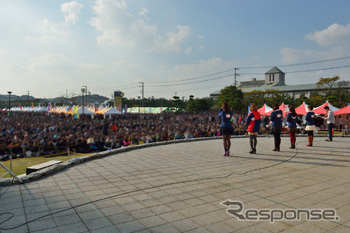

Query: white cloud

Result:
[198,34,204,39]
[280,46,347,64]
[153,25,190,53]
[0,49,7,63]
[279,47,316,64]
[89,0,190,52]
[174,57,235,76]
[280,23,350,65]
[185,47,192,54]
[138,7,149,19]
[24,2,83,43]
[25,18,70,43]
[306,23,350,46]
[61,1,84,24]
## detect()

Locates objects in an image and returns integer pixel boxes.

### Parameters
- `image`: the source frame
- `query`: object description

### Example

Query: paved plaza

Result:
[1,136,350,233]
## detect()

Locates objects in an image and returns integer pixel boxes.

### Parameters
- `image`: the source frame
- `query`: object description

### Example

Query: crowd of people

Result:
[0,111,248,161]
[1,104,346,161]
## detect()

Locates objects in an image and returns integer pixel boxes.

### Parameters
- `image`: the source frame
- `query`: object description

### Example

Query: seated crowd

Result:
[0,111,247,161]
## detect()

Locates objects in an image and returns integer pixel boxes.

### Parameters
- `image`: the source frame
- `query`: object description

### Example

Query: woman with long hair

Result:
[219,102,234,156]
[246,103,261,154]
[286,106,298,149]
[305,105,315,146]
[270,103,283,151]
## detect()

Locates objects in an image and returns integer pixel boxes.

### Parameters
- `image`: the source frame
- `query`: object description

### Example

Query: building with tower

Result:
[210,66,350,99]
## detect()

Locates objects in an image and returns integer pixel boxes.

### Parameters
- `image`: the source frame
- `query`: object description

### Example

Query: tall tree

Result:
[217,85,244,111]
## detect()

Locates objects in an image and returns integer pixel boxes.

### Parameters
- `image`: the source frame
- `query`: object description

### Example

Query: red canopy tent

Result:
[257,104,273,116]
[295,102,308,115]
[334,105,350,115]
[313,101,339,115]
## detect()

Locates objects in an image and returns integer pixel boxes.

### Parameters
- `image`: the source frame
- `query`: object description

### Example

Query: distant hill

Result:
[0,94,35,102]
[0,94,109,105]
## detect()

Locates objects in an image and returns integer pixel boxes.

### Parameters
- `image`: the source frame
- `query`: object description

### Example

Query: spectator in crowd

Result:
[0,111,248,161]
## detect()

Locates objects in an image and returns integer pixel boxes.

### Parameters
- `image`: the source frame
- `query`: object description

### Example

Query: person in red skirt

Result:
[246,103,261,154]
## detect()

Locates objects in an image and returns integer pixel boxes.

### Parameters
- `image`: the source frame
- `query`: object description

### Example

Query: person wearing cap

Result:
[270,103,283,151]
[323,106,335,141]
[219,102,234,156]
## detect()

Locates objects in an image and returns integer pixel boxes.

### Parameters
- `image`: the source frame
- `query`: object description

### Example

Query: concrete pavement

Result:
[1,136,350,232]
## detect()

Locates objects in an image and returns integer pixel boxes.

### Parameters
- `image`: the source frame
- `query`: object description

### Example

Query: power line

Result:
[121,56,350,87]
[144,68,234,84]
[91,82,140,90]
[240,64,350,75]
[239,55,350,69]
[147,74,234,87]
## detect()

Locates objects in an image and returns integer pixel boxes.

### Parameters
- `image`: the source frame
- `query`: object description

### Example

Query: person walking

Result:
[323,106,335,141]
[286,106,298,149]
[246,103,261,154]
[270,104,283,151]
[219,102,234,156]
[305,105,316,146]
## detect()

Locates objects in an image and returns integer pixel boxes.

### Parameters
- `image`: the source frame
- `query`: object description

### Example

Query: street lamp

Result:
[7,91,12,117]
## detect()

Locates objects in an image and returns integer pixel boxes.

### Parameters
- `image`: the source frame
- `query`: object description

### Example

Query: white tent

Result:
[37,107,49,112]
[101,107,122,118]
[76,107,95,115]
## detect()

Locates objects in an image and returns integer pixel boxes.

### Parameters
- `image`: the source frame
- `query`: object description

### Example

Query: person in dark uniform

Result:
[286,106,298,149]
[246,103,261,154]
[305,105,316,146]
[270,103,283,151]
[219,102,233,156]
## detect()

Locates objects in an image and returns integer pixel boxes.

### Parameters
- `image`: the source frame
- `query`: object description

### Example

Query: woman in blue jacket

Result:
[246,103,261,154]
[286,106,298,149]
[219,102,234,156]
[305,105,315,146]
[270,103,283,151]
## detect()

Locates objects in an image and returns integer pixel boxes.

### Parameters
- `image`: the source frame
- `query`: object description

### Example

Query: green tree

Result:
[295,93,310,106]
[217,85,244,111]
[310,95,324,107]
[186,98,209,112]
[243,90,266,107]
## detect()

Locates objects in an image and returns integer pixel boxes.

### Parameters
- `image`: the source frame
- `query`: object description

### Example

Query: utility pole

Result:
[139,82,144,107]
[234,67,240,87]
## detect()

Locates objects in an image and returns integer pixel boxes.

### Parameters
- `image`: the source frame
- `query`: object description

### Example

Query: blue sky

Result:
[1,0,350,100]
